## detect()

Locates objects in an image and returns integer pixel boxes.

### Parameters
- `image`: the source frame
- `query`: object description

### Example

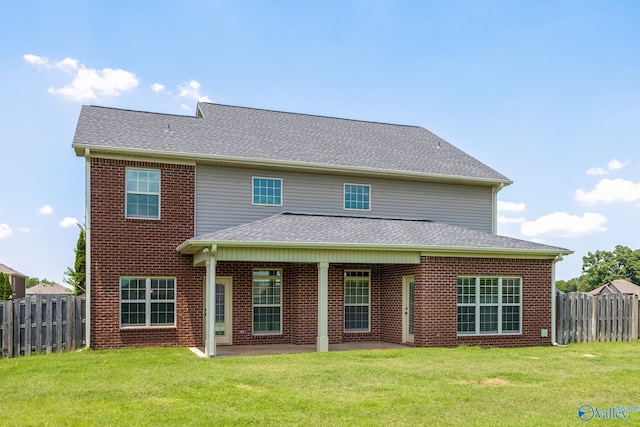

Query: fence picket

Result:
[556,292,639,344]
[0,295,86,358]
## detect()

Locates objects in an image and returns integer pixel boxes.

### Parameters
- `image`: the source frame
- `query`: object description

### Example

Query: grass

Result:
[1,343,640,426]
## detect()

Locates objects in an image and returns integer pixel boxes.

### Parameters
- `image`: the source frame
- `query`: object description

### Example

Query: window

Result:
[252,269,282,334]
[252,177,282,206]
[120,277,175,327]
[344,184,370,210]
[344,270,370,332]
[126,168,160,219]
[457,277,521,335]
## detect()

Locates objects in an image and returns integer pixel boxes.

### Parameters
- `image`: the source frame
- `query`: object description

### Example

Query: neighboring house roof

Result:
[26,283,73,295]
[178,212,570,257]
[0,263,27,277]
[589,279,640,296]
[72,103,512,185]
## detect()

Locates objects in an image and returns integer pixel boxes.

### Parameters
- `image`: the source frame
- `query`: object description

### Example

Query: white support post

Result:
[204,245,217,357]
[317,262,329,352]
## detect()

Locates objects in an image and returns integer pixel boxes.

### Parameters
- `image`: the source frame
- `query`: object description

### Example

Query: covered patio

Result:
[190,341,411,357]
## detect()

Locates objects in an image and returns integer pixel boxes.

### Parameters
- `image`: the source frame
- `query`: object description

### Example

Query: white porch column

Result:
[317,262,329,352]
[204,245,217,357]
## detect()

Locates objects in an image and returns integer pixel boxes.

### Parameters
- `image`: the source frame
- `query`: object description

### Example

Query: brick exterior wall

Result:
[89,158,554,350]
[89,158,203,349]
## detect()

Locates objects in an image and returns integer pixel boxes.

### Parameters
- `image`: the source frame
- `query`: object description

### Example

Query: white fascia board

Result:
[72,144,513,187]
[177,239,572,259]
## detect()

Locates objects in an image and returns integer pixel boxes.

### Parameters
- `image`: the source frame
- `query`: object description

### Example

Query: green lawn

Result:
[1,343,639,426]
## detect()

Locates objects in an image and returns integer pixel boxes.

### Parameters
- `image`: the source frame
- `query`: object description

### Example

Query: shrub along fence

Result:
[556,292,639,344]
[0,295,86,358]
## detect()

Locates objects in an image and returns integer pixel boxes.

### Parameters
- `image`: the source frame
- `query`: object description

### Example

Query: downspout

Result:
[492,183,505,235]
[84,148,91,348]
[551,253,563,346]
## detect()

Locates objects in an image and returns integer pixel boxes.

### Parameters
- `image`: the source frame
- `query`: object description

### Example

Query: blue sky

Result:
[1,1,639,283]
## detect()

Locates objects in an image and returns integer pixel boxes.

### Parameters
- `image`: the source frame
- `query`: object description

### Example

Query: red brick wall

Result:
[89,158,203,349]
[416,256,554,348]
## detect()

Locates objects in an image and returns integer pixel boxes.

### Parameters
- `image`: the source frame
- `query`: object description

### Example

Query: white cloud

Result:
[23,54,50,68]
[59,217,79,228]
[607,159,628,170]
[38,204,53,215]
[16,227,31,233]
[585,159,629,175]
[0,223,12,239]
[521,212,607,238]
[55,57,79,72]
[575,178,640,206]
[48,66,139,101]
[497,201,525,212]
[586,167,607,175]
[177,80,211,102]
[498,215,526,224]
[151,83,165,93]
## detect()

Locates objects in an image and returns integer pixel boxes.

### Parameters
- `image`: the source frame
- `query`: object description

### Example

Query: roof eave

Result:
[72,144,513,186]
[176,239,572,259]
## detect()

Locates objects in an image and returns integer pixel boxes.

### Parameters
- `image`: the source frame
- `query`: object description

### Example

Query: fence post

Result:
[633,295,639,342]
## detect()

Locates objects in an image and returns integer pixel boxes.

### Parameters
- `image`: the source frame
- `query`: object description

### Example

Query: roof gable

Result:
[73,103,511,184]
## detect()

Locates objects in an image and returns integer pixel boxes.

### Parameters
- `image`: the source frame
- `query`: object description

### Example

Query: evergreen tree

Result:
[64,224,86,296]
[0,272,12,300]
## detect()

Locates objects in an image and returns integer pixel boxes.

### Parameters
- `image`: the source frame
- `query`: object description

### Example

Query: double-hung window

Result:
[252,177,282,206]
[344,184,370,210]
[344,270,370,332]
[457,277,521,335]
[120,277,175,327]
[252,269,282,334]
[126,168,160,219]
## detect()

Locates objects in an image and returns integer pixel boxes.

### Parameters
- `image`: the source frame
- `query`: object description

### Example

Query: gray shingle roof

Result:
[179,213,569,255]
[73,103,511,183]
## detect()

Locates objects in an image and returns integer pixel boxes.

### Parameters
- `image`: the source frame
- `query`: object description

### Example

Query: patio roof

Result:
[177,212,571,258]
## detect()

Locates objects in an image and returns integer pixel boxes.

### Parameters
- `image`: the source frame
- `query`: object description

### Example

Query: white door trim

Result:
[402,275,415,344]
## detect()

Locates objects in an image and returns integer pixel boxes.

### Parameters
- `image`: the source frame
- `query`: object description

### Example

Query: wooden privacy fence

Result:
[556,292,639,344]
[0,295,86,358]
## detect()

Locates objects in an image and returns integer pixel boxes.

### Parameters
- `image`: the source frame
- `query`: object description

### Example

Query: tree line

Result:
[556,245,640,293]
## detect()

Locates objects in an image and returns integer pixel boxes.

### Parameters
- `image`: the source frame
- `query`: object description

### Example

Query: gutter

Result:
[71,144,513,188]
[551,253,564,346]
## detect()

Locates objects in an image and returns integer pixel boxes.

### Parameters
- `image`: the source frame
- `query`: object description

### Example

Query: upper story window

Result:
[344,184,370,211]
[126,168,160,219]
[252,177,282,206]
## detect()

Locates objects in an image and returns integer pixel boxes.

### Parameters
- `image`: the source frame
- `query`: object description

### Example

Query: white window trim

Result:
[125,167,161,220]
[119,277,176,329]
[456,276,522,336]
[252,176,283,207]
[343,183,371,211]
[344,269,371,333]
[252,269,283,335]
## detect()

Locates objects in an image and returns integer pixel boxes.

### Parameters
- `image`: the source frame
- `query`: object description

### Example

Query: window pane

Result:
[479,306,498,333]
[344,184,370,210]
[253,306,281,333]
[253,177,282,205]
[126,168,160,219]
[457,306,475,333]
[344,306,369,331]
[502,306,520,332]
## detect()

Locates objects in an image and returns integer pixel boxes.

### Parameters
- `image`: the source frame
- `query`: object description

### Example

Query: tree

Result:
[556,277,579,293]
[0,272,12,300]
[64,224,86,296]
[577,245,640,292]
[26,277,58,288]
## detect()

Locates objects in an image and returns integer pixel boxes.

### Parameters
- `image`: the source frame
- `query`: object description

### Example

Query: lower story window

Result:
[120,277,176,327]
[253,269,282,334]
[456,277,521,335]
[344,270,370,332]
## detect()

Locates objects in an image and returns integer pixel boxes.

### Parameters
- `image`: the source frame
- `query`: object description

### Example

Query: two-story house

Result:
[72,103,570,356]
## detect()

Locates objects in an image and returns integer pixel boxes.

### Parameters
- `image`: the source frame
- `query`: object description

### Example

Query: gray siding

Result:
[195,165,493,235]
